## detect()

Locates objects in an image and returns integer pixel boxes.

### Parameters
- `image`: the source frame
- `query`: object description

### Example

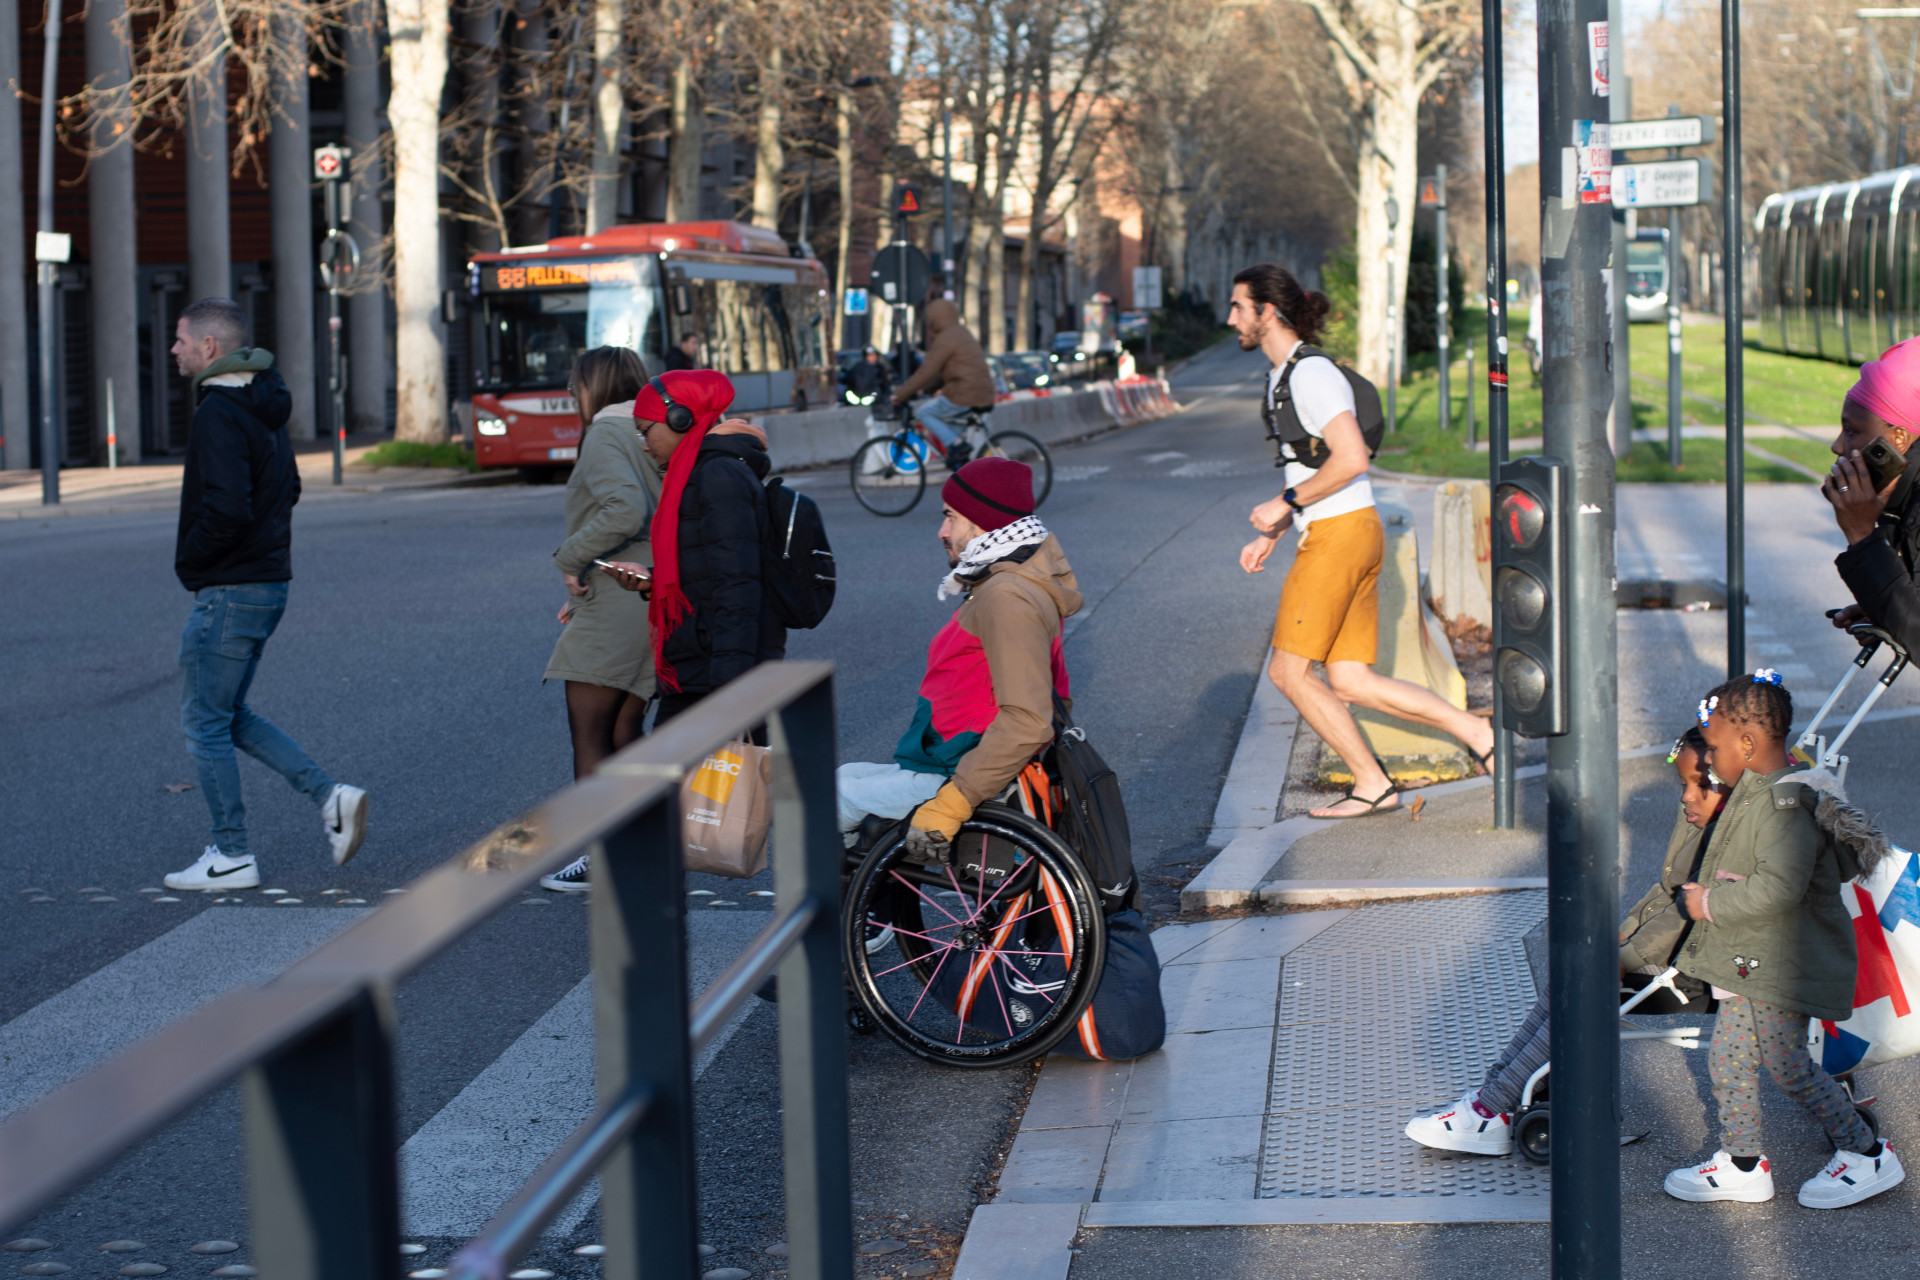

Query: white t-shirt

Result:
[1267,342,1375,532]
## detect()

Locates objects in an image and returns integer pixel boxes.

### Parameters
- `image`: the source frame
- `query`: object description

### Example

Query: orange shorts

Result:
[1272,506,1384,666]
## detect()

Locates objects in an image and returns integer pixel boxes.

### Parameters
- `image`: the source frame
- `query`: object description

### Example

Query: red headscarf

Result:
[634,369,737,692]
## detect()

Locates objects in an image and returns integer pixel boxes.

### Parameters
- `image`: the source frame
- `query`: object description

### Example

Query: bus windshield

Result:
[476,256,665,391]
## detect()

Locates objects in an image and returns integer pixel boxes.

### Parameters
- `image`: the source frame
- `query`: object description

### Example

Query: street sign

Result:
[1611,158,1711,209]
[34,231,69,263]
[1608,117,1714,150]
[1418,175,1445,208]
[893,183,922,217]
[844,287,869,316]
[1132,265,1163,310]
[313,144,351,181]
[870,244,931,306]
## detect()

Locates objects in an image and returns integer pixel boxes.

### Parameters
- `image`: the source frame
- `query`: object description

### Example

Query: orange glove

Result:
[905,783,972,862]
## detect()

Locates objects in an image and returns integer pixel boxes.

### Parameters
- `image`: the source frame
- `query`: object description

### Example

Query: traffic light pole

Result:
[895,215,911,386]
[1483,0,1515,829]
[1538,1,1621,1273]
[1723,0,1746,678]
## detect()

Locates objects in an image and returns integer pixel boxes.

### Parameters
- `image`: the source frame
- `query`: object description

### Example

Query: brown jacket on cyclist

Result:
[894,299,997,410]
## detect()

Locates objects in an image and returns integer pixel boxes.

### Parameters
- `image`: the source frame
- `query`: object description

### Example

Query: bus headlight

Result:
[475,413,508,436]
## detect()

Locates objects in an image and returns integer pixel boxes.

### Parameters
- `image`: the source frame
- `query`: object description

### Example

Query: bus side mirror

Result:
[671,282,693,316]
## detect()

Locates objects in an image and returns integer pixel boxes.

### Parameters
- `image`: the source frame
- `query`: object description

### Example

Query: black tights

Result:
[565,681,651,780]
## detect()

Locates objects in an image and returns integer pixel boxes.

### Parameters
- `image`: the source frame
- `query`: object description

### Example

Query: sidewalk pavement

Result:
[0,440,509,520]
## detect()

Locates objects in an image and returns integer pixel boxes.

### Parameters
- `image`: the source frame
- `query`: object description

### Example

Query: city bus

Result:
[467,220,834,474]
[1624,228,1670,322]
[1754,166,1920,364]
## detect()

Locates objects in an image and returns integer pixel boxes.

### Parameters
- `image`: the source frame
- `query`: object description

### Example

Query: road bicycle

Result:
[849,403,1054,518]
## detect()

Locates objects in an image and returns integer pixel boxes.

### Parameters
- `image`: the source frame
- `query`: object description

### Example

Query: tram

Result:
[1755,167,1920,363]
[467,220,833,474]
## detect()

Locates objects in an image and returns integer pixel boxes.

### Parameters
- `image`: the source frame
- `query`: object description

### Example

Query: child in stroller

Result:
[1403,724,1729,1157]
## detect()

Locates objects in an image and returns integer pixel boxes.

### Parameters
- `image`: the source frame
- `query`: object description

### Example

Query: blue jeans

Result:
[913,395,976,448]
[179,583,335,857]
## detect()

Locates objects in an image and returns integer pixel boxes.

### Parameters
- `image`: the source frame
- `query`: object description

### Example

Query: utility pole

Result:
[1484,0,1515,830]
[36,0,65,505]
[1537,0,1621,1272]
[1609,0,1632,460]
[1385,197,1400,432]
[942,102,956,301]
[1723,0,1746,678]
[1435,164,1450,433]
[1667,104,1684,470]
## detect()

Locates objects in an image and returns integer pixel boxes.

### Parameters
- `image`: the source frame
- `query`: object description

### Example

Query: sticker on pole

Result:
[313,144,351,182]
[1573,121,1612,205]
[1587,21,1610,97]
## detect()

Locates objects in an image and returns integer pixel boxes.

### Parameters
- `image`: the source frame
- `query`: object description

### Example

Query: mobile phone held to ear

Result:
[1862,436,1909,492]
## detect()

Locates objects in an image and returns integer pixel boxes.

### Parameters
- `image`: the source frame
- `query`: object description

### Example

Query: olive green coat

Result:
[1617,814,1709,973]
[543,402,664,697]
[1676,767,1858,1021]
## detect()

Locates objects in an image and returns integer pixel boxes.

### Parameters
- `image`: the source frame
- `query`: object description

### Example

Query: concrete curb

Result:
[0,466,517,521]
[1253,877,1549,906]
[953,1202,1082,1280]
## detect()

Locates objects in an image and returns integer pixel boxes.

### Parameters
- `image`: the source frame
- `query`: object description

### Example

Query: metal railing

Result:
[0,662,851,1280]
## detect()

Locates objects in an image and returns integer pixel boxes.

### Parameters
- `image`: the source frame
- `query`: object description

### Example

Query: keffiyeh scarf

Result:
[938,515,1050,601]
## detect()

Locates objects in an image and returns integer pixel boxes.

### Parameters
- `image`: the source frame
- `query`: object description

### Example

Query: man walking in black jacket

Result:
[164,298,368,892]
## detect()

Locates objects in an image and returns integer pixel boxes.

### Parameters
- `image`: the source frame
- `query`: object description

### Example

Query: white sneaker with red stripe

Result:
[1404,1093,1512,1156]
[1664,1151,1775,1203]
[1798,1141,1904,1209]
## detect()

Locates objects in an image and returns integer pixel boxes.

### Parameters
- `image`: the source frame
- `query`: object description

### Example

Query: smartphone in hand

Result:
[1862,436,1909,492]
[592,558,651,579]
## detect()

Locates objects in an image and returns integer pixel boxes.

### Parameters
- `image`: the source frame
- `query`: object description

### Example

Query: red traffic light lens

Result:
[1496,484,1545,550]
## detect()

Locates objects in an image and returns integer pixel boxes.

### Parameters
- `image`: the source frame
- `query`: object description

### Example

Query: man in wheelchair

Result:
[837,456,1080,862]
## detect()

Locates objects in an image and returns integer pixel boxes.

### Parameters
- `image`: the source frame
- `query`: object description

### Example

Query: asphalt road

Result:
[0,338,1291,1277]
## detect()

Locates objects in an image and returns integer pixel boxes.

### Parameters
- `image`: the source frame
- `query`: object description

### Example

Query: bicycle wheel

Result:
[843,803,1105,1068]
[850,433,929,517]
[983,430,1054,507]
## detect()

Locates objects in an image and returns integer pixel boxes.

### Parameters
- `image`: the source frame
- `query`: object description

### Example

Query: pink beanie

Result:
[1847,337,1920,431]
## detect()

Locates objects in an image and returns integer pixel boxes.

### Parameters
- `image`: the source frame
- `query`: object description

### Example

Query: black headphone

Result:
[649,376,695,433]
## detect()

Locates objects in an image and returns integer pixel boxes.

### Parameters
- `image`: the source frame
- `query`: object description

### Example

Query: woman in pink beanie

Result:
[1829,338,1920,655]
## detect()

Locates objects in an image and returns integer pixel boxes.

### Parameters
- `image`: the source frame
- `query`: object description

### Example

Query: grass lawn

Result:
[1372,309,1844,484]
[355,439,479,471]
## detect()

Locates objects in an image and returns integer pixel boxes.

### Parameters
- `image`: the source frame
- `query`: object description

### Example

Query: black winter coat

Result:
[175,363,299,592]
[1836,464,1920,657]
[660,433,787,694]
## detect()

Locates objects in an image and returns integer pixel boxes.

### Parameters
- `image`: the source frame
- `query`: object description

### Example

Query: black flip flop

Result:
[1311,784,1401,820]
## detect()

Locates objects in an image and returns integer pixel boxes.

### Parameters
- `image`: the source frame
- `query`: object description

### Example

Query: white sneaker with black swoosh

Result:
[164,845,261,891]
[322,784,369,865]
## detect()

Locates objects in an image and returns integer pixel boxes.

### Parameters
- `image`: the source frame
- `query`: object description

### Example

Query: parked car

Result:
[1050,331,1091,381]
[993,351,1054,393]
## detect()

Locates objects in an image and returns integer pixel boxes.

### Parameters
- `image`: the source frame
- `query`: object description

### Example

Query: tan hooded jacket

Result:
[895,299,997,409]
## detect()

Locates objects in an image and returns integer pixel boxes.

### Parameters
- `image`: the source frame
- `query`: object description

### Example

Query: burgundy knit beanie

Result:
[942,457,1035,531]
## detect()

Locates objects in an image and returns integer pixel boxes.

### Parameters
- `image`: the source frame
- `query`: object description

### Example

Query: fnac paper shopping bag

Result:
[1810,845,1920,1074]
[680,742,771,878]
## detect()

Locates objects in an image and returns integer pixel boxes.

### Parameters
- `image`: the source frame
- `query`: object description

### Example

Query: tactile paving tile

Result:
[1290,891,1547,956]
[1259,892,1551,1204]
[1258,1105,1552,1199]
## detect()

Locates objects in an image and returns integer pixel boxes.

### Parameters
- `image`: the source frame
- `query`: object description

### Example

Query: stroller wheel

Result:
[847,1005,878,1036]
[1515,1105,1552,1165]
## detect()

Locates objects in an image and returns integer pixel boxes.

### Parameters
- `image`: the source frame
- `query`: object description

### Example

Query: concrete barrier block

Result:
[1429,481,1492,631]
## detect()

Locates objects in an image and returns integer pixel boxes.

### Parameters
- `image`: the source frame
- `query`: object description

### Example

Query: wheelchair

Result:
[839,766,1108,1069]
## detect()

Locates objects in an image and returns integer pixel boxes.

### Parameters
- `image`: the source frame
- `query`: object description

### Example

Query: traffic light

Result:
[894,184,922,217]
[1493,457,1568,737]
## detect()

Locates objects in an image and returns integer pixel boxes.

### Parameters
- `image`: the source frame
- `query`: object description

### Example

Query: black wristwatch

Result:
[1282,487,1306,515]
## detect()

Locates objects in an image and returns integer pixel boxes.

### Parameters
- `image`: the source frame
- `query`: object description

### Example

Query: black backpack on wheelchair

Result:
[1045,694,1137,915]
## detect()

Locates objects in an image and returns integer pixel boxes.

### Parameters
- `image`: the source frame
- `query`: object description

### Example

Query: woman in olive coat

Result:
[544,347,663,779]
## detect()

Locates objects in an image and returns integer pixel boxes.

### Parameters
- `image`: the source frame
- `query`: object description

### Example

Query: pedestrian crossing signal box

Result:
[1493,457,1569,737]
[894,184,922,217]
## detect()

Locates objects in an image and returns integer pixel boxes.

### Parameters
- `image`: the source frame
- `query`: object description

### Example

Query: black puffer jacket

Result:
[175,356,299,591]
[1836,467,1920,657]
[660,433,787,694]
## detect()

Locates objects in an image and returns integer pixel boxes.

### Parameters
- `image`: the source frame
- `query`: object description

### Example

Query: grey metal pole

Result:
[1485,0,1516,830]
[271,5,318,443]
[896,217,910,385]
[1465,341,1475,448]
[1610,13,1632,460]
[1436,163,1450,432]
[1538,0,1621,1270]
[1723,0,1746,678]
[343,0,384,434]
[1666,105,1684,469]
[184,0,230,303]
[1386,198,1400,432]
[0,0,31,472]
[943,104,956,299]
[87,0,140,465]
[37,0,63,505]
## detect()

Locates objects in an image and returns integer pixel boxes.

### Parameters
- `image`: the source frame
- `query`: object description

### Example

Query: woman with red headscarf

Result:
[1827,337,1920,656]
[600,369,786,724]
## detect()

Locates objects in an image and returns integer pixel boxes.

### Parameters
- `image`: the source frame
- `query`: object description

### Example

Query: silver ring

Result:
[1840,485,1850,492]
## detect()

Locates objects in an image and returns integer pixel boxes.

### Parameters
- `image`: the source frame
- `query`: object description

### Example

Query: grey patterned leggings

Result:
[1711,994,1872,1157]
[1479,995,1552,1115]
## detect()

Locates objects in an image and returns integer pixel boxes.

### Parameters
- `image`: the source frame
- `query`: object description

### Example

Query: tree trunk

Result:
[87,0,140,459]
[586,0,623,233]
[1013,219,1034,352]
[985,202,1007,355]
[344,0,387,431]
[185,0,230,302]
[751,45,783,230]
[1161,141,1190,301]
[1353,80,1422,387]
[833,84,853,350]
[668,55,703,221]
[0,0,27,468]
[386,0,449,442]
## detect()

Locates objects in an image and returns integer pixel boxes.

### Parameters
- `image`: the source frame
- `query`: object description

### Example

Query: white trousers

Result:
[836,761,945,836]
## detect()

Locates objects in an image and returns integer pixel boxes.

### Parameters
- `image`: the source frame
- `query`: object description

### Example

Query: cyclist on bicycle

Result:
[837,457,1081,861]
[890,299,997,469]
[841,345,892,407]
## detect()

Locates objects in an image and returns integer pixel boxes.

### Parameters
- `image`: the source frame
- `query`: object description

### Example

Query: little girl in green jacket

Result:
[1665,670,1902,1210]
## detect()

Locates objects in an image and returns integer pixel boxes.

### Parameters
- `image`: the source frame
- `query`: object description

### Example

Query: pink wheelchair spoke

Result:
[882,921,974,948]
[904,943,958,1024]
[892,870,967,926]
